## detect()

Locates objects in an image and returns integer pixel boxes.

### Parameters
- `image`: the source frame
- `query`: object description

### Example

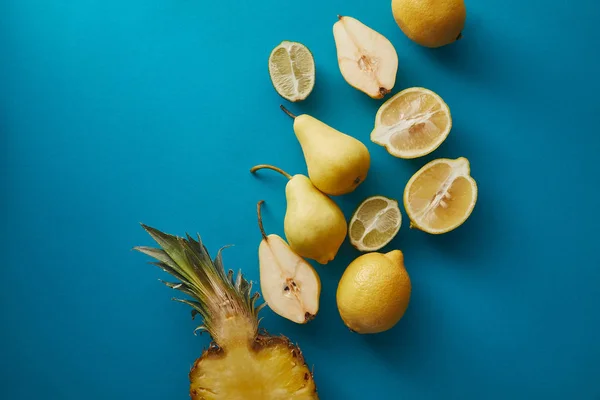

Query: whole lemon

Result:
[391,0,466,48]
[336,250,411,334]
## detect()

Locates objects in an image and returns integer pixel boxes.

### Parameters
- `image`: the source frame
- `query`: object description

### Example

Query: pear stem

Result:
[250,164,292,180]
[280,105,297,119]
[257,200,268,240]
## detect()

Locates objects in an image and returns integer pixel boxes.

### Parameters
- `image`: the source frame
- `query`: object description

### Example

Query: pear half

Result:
[333,15,398,99]
[257,201,321,324]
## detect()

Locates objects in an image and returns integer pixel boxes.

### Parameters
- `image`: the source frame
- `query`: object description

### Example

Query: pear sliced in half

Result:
[257,201,321,324]
[333,15,398,99]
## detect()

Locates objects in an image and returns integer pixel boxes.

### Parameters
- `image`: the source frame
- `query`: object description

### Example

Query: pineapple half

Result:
[135,224,319,400]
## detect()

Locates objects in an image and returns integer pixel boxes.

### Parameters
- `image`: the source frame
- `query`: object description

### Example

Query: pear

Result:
[333,15,398,99]
[280,105,371,196]
[256,200,321,324]
[250,164,347,264]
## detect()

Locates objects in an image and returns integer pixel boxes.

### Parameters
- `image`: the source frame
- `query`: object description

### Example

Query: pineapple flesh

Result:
[135,225,318,400]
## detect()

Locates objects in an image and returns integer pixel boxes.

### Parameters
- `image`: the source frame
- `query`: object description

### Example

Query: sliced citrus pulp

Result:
[268,41,315,102]
[404,157,477,234]
[349,196,402,251]
[371,87,451,159]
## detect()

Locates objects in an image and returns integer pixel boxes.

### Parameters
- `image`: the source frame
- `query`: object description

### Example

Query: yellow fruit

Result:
[404,157,477,234]
[250,164,347,264]
[371,87,451,159]
[281,105,371,196]
[135,225,318,399]
[336,250,411,334]
[391,0,466,48]
[257,201,321,325]
[333,15,399,99]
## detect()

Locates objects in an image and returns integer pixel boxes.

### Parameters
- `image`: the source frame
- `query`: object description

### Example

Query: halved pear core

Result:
[333,16,398,99]
[259,234,320,324]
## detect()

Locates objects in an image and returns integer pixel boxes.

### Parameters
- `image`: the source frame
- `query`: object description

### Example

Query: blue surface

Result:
[2,0,600,399]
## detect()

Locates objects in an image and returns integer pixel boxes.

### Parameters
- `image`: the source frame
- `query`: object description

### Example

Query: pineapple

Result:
[134,224,319,400]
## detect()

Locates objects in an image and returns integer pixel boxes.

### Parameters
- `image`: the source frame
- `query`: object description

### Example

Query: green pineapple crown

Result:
[134,224,265,347]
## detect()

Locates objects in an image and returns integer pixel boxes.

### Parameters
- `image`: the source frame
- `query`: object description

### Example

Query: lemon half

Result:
[404,157,477,234]
[268,41,315,102]
[371,87,451,159]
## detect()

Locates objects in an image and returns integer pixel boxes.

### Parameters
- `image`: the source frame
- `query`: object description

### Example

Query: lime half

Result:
[268,41,315,102]
[349,196,402,252]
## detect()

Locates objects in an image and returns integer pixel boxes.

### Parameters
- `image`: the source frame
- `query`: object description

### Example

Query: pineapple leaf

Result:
[172,298,209,319]
[249,291,260,310]
[140,225,187,265]
[214,245,234,282]
[150,261,188,284]
[185,233,204,255]
[246,280,254,299]
[135,245,198,286]
[140,224,199,283]
[256,302,267,314]
[235,270,243,291]
[160,280,183,289]
[180,237,208,275]
[136,224,265,346]
[135,247,178,271]
[193,325,208,336]
[172,297,202,311]
[159,280,199,299]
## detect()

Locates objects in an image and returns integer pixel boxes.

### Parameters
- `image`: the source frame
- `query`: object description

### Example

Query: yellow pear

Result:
[337,250,411,334]
[251,165,347,264]
[256,201,321,324]
[333,15,399,98]
[281,105,371,196]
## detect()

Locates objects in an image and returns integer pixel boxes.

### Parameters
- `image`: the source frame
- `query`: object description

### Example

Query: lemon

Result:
[268,41,315,102]
[404,157,477,234]
[349,196,402,252]
[336,250,411,334]
[371,87,452,158]
[391,0,466,48]
[370,87,451,159]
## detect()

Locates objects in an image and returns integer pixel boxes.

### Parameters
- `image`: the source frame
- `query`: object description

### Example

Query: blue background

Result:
[2,0,599,399]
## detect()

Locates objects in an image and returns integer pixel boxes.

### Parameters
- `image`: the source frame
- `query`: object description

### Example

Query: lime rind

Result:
[349,195,402,252]
[268,41,315,102]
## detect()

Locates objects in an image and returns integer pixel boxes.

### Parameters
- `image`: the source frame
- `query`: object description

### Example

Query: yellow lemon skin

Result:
[391,0,466,48]
[336,250,411,334]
